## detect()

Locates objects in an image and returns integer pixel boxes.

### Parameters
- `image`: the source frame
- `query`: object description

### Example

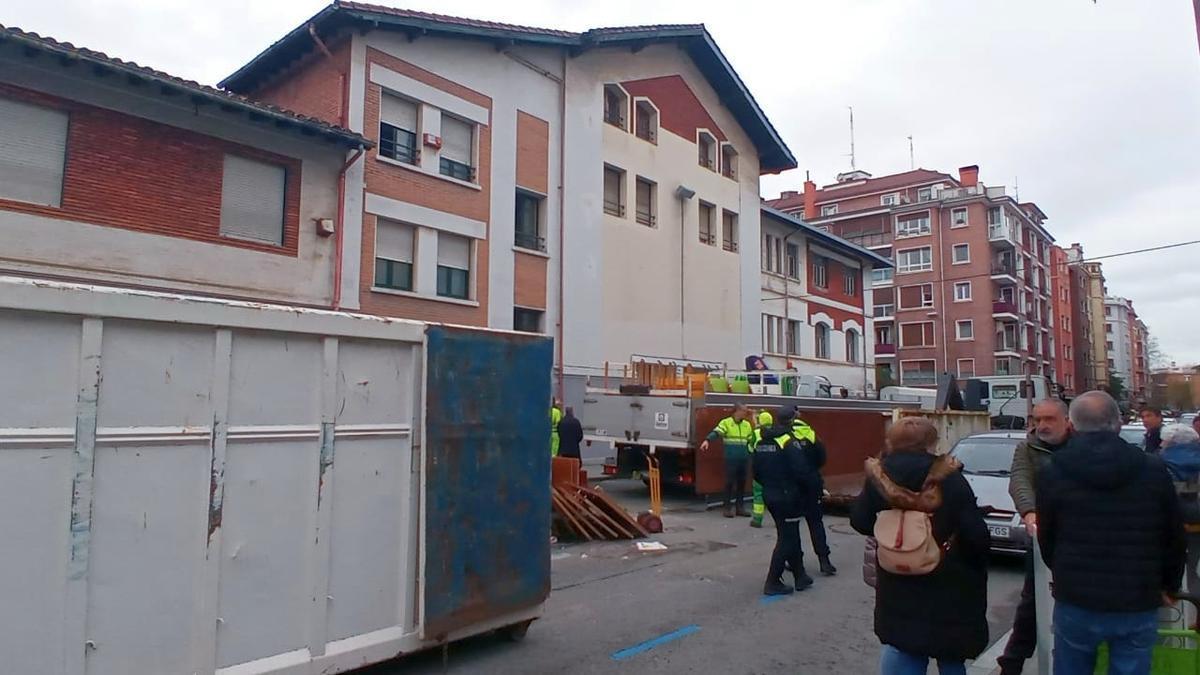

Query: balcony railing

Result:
[514,231,546,252]
[989,222,1017,246]
[722,239,739,252]
[873,304,895,318]
[995,339,1021,354]
[845,231,893,249]
[875,343,897,355]
[991,262,1018,278]
[993,301,1019,315]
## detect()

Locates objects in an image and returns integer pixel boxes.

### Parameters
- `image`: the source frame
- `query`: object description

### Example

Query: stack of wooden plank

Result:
[551,484,648,541]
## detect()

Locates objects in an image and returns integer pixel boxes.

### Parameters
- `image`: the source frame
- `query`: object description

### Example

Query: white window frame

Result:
[898,283,934,310]
[634,176,657,227]
[821,204,839,217]
[917,186,933,202]
[954,281,972,302]
[603,84,629,130]
[957,358,976,379]
[956,319,975,341]
[952,243,971,265]
[812,255,828,288]
[697,130,717,171]
[698,201,716,245]
[814,322,831,359]
[895,212,932,238]
[843,268,857,295]
[720,142,738,179]
[951,207,969,228]
[785,242,801,280]
[881,193,899,207]
[845,329,860,364]
[438,113,477,184]
[219,154,287,246]
[900,321,936,348]
[0,96,70,208]
[633,97,658,142]
[900,359,938,386]
[603,163,625,218]
[896,246,933,274]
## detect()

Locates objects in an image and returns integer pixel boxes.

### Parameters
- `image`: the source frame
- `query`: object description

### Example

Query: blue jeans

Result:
[880,645,966,675]
[1053,600,1158,675]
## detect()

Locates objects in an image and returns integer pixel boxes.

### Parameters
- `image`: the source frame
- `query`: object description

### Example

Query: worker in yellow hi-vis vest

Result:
[550,399,562,457]
[791,409,836,576]
[748,410,773,528]
[700,403,754,518]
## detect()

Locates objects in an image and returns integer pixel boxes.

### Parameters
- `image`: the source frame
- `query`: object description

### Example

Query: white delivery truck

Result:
[0,276,552,675]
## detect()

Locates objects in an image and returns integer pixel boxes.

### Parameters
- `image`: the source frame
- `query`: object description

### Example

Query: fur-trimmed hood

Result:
[864,453,962,513]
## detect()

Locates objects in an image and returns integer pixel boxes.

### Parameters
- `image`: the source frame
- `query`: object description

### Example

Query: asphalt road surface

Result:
[358,479,1025,674]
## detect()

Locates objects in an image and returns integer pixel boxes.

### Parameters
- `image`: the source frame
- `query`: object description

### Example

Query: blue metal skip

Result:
[421,326,553,639]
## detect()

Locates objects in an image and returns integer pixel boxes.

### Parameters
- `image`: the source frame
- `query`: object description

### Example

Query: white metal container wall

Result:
[0,277,538,675]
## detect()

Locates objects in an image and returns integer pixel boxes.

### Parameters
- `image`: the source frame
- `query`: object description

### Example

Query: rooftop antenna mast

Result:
[1014,176,1020,201]
[847,106,857,170]
[907,135,914,170]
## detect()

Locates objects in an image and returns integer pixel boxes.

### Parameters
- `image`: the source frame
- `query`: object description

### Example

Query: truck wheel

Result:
[501,619,533,642]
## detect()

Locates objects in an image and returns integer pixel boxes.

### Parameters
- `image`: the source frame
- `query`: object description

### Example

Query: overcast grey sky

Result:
[6,1,1199,364]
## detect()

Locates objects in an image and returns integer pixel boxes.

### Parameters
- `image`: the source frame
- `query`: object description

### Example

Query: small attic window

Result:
[603,84,628,130]
[721,143,738,179]
[698,131,716,171]
[634,99,657,142]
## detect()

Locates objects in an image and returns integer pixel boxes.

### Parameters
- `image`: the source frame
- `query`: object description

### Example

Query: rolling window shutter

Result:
[381,94,417,132]
[219,154,286,245]
[0,97,69,207]
[441,116,472,164]
[438,232,471,270]
[375,219,414,263]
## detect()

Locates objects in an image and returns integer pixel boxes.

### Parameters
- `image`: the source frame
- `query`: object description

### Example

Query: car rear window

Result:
[951,438,1020,475]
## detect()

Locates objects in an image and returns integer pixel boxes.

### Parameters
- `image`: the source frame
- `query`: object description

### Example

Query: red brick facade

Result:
[251,38,351,126]
[357,47,493,324]
[772,166,1056,386]
[0,83,301,256]
[620,75,727,144]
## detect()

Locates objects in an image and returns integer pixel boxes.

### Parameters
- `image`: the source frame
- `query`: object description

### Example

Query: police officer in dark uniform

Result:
[753,407,817,595]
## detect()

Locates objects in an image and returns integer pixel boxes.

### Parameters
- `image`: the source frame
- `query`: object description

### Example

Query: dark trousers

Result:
[724,455,748,508]
[766,496,803,581]
[801,493,830,557]
[998,549,1037,673]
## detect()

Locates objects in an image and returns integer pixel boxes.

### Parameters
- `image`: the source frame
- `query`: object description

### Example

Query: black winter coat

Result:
[752,426,816,503]
[1036,431,1186,612]
[557,415,584,460]
[850,452,990,661]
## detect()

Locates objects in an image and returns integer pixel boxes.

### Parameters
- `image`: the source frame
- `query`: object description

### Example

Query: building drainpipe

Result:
[936,207,950,376]
[555,51,568,398]
[333,147,364,310]
[781,228,805,367]
[496,46,567,396]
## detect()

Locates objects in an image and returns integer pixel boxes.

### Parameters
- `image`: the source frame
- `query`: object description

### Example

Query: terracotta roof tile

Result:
[0,24,369,148]
[337,1,580,38]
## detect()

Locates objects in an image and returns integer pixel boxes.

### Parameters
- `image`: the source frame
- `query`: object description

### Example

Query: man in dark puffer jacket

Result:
[1037,391,1186,675]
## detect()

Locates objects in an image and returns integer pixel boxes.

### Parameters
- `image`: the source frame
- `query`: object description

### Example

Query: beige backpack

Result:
[865,455,960,576]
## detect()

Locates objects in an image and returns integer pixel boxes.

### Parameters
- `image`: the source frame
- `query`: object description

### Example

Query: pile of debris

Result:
[551,457,647,541]
[552,483,648,541]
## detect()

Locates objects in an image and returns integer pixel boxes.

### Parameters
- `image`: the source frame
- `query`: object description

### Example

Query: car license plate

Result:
[988,525,1010,538]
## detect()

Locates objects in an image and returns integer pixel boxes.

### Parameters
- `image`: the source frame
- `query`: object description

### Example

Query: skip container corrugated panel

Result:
[0,276,552,675]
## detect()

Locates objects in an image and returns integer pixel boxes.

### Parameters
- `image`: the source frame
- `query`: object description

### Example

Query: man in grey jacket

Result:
[997,399,1071,675]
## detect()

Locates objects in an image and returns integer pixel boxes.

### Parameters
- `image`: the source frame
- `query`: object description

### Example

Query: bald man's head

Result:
[1069,391,1122,433]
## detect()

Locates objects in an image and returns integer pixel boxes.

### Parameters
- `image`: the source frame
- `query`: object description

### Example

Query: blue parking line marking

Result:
[610,624,701,661]
[760,594,791,606]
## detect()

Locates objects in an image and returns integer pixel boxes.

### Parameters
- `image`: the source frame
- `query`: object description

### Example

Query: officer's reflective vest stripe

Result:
[791,420,817,444]
[550,407,562,456]
[714,417,753,447]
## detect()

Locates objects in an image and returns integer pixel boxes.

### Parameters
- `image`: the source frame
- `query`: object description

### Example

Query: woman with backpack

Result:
[850,417,991,675]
